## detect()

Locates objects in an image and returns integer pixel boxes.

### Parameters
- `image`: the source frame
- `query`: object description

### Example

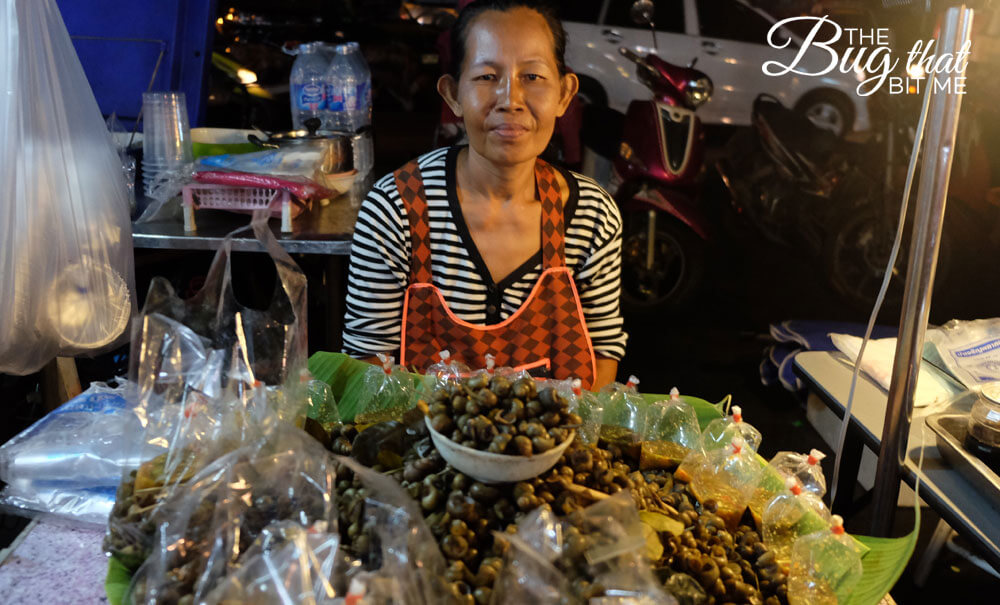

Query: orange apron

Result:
[394,157,598,389]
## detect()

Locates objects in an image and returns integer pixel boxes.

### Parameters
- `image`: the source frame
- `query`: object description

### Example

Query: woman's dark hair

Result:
[449,0,567,78]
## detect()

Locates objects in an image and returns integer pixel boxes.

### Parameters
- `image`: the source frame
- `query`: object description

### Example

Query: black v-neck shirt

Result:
[343,146,627,360]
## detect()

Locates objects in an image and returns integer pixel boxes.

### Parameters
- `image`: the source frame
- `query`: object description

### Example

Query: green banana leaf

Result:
[308,353,914,601]
[105,555,131,605]
[105,352,916,605]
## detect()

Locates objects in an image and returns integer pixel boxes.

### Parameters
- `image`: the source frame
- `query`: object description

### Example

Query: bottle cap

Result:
[669,387,680,400]
[625,375,640,389]
[831,514,845,534]
[485,354,496,374]
[438,350,451,362]
[572,378,582,397]
[807,449,826,465]
[732,405,743,423]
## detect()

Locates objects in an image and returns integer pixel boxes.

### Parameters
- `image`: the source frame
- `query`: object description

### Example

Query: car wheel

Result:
[795,90,855,138]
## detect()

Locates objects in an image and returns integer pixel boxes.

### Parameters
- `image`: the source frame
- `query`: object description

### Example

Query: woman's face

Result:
[439,8,578,167]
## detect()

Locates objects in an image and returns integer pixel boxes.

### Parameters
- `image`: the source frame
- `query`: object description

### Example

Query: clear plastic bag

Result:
[761,477,831,567]
[426,350,470,381]
[493,527,570,604]
[135,211,308,392]
[599,375,645,441]
[639,388,702,469]
[0,0,136,375]
[128,423,338,605]
[334,456,456,605]
[202,521,350,605]
[104,346,259,570]
[678,438,763,530]
[749,449,828,517]
[493,493,676,605]
[354,353,415,424]
[0,380,142,524]
[559,378,603,445]
[926,318,1000,389]
[0,380,138,486]
[788,515,863,605]
[701,406,762,453]
[770,449,828,498]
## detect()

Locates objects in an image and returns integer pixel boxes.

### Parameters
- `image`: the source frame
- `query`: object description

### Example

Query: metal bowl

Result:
[248,118,354,174]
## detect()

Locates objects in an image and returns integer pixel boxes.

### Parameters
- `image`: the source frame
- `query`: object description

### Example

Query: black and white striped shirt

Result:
[342,146,627,361]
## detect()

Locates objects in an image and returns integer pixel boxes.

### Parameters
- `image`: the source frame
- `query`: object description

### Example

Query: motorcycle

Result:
[609,46,714,311]
[715,94,877,253]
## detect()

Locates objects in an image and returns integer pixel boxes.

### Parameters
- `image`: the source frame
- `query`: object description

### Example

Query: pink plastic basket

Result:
[182,183,296,232]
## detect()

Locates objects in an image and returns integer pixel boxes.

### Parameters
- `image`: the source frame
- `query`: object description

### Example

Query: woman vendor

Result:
[342,0,626,390]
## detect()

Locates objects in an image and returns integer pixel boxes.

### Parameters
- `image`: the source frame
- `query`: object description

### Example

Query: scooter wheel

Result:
[621,213,706,313]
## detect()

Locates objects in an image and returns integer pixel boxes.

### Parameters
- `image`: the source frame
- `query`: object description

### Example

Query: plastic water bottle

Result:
[337,42,375,178]
[323,45,358,132]
[344,42,372,128]
[289,42,327,130]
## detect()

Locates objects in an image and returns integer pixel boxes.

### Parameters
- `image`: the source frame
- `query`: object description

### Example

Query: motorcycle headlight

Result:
[685,76,713,108]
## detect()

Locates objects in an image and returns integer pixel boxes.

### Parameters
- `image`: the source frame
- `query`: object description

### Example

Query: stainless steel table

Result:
[131,191,360,255]
[794,350,1000,571]
[130,191,361,350]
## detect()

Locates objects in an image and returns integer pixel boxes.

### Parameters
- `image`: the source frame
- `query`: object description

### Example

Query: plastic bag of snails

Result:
[493,493,676,605]
[598,375,646,443]
[353,353,415,424]
[104,335,266,571]
[492,530,571,604]
[201,521,354,605]
[126,423,339,605]
[333,456,457,605]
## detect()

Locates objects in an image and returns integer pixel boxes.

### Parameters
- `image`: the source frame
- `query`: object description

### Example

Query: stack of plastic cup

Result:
[141,92,193,197]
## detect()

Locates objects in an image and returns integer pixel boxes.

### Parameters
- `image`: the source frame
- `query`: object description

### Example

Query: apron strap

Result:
[394,160,434,283]
[535,159,565,269]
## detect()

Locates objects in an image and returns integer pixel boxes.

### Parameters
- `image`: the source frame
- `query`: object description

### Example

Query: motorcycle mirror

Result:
[630,0,654,26]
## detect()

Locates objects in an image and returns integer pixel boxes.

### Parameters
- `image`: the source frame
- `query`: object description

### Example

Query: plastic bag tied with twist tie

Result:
[762,476,832,568]
[771,448,828,498]
[679,438,763,530]
[354,353,414,425]
[639,387,703,469]
[788,514,863,605]
[558,378,603,446]
[701,405,762,453]
[599,375,645,444]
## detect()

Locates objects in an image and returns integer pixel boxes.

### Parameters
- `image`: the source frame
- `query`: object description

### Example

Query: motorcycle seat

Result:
[752,95,839,167]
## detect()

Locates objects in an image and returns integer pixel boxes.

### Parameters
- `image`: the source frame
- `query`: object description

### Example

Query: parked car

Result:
[561,0,870,136]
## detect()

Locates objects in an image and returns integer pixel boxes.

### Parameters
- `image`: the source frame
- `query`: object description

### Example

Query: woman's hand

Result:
[593,356,619,391]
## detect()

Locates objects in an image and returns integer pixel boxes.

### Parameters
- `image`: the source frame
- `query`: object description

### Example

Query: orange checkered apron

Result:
[395,158,598,389]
